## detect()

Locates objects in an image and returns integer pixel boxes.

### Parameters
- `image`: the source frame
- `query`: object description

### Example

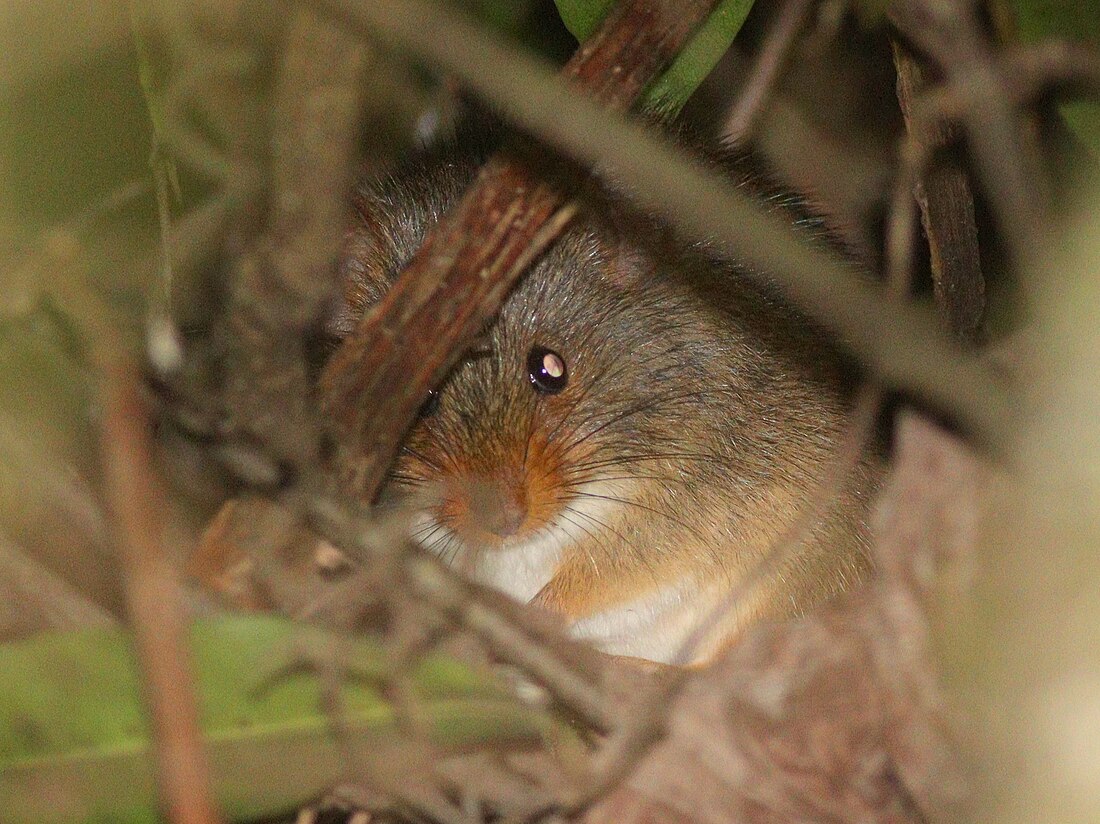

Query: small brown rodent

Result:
[321,130,878,664]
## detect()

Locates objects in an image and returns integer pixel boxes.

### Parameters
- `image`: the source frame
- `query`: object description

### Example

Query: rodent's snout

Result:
[424,436,566,549]
[456,475,529,539]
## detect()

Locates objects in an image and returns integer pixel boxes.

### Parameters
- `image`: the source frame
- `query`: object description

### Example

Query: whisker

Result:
[439,533,464,568]
[561,505,659,579]
[565,450,729,477]
[552,387,720,469]
[561,472,694,487]
[535,364,621,483]
[400,444,443,472]
[570,491,711,546]
[419,528,450,556]
[409,521,444,542]
[556,510,607,578]
[536,354,647,478]
[387,472,426,487]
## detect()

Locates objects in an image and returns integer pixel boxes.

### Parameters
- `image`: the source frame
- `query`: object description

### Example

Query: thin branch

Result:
[0,536,117,639]
[563,95,934,810]
[724,0,815,143]
[404,555,615,734]
[300,496,616,734]
[561,383,883,817]
[912,40,1100,127]
[1007,39,1100,104]
[889,0,1049,265]
[892,39,986,342]
[99,356,223,824]
[885,139,926,303]
[680,386,884,667]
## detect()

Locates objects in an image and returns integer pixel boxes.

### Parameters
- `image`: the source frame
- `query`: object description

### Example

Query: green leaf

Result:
[553,0,615,39]
[1009,0,1100,155]
[553,0,756,113]
[0,616,549,823]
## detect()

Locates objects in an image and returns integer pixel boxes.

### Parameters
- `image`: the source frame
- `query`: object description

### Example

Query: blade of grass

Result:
[554,0,756,111]
[0,616,550,824]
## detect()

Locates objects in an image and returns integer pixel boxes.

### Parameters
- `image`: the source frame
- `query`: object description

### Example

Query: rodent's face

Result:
[325,149,737,600]
[393,236,703,558]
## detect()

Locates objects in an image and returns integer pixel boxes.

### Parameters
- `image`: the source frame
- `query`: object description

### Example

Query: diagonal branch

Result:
[724,0,815,143]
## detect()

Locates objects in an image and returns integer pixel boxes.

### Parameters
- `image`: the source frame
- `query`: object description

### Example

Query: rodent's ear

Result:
[593,207,667,292]
[307,227,391,377]
[323,219,393,341]
[598,235,653,292]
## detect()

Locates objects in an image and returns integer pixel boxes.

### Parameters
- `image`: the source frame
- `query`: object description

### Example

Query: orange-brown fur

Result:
[319,129,880,663]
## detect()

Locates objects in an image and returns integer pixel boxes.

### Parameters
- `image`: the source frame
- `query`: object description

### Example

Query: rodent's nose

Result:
[467,476,528,538]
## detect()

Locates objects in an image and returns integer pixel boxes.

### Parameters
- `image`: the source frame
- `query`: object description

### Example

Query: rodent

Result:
[319,128,880,665]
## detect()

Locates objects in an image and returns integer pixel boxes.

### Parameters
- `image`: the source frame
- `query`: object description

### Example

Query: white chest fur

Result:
[414,479,730,664]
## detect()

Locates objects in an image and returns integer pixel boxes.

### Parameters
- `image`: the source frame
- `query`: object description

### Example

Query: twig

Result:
[300,496,615,734]
[683,385,884,667]
[62,178,153,236]
[724,0,815,143]
[315,0,1010,457]
[316,0,724,500]
[892,40,985,342]
[668,167,925,659]
[405,556,615,734]
[99,355,223,824]
[1007,39,1100,104]
[887,32,1100,344]
[889,0,1049,265]
[0,536,117,639]
[912,40,1100,127]
[884,138,927,303]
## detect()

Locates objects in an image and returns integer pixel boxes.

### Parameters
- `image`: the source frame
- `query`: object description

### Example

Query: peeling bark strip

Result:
[892,42,986,344]
[322,162,575,496]
[318,0,721,499]
[889,0,1049,264]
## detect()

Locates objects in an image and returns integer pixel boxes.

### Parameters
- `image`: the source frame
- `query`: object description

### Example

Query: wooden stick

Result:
[100,356,223,824]
[892,40,986,343]
[724,0,815,143]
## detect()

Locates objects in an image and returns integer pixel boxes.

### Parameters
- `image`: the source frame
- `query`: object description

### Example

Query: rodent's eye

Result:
[418,388,441,418]
[527,346,568,394]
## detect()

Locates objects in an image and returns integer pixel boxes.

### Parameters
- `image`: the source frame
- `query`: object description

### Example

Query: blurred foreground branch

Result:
[100,355,222,824]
